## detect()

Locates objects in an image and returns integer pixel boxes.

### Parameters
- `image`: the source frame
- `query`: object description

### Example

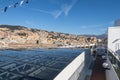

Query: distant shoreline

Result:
[0,45,87,51]
[0,47,89,51]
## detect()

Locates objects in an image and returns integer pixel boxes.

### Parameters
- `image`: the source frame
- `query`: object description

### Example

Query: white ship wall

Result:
[108,27,120,80]
[108,27,120,53]
[54,50,92,80]
[54,51,85,80]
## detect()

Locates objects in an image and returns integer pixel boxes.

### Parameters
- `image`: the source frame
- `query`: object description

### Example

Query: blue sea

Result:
[0,48,85,80]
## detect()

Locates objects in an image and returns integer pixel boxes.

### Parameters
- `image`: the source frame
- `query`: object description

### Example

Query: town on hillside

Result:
[0,25,106,49]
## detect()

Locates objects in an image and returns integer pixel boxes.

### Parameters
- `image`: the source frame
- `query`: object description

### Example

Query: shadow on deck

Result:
[90,55,106,80]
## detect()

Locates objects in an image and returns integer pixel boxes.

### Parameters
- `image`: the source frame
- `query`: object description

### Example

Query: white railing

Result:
[54,51,85,80]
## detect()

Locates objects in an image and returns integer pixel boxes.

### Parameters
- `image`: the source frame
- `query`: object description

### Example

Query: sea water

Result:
[0,48,85,80]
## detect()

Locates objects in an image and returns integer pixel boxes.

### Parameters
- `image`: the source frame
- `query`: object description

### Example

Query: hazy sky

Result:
[0,0,120,35]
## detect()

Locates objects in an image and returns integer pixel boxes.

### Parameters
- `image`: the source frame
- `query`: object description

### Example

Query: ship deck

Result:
[90,55,106,80]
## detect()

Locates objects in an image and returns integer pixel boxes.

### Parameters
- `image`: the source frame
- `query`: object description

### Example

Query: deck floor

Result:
[90,55,106,80]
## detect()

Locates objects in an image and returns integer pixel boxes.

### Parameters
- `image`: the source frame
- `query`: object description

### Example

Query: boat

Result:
[54,20,120,80]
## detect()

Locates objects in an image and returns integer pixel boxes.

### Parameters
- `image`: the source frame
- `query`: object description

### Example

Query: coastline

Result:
[0,44,91,51]
[0,43,58,50]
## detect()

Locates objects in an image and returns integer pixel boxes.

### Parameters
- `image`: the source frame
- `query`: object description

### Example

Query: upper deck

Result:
[54,48,120,80]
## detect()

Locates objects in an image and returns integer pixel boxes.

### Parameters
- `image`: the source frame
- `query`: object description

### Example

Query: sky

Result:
[0,0,120,35]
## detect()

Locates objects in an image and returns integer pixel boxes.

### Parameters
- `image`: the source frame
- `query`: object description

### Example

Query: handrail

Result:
[54,51,85,80]
[108,48,120,62]
[106,58,119,80]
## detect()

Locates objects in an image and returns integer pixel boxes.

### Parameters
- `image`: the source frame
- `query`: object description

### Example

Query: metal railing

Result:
[106,49,120,80]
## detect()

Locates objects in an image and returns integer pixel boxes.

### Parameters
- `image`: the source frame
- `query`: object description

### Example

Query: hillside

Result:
[80,34,107,39]
[0,25,98,49]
